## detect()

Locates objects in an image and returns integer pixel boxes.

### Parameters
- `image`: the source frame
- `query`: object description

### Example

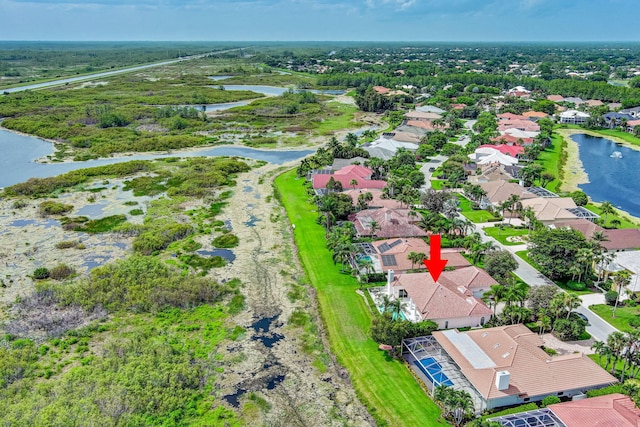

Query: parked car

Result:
[574,312,589,325]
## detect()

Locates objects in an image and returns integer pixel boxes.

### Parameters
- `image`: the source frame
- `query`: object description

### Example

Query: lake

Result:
[0,128,313,188]
[573,133,640,217]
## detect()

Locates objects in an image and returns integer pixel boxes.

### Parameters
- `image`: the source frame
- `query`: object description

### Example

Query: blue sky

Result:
[1,0,638,41]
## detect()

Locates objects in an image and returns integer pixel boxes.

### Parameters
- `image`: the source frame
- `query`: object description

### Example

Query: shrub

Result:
[33,267,50,280]
[212,233,239,248]
[55,240,80,249]
[38,201,73,216]
[629,317,640,329]
[605,291,619,306]
[12,200,28,209]
[566,280,587,291]
[49,264,76,281]
[129,209,144,216]
[541,395,561,407]
[554,318,586,341]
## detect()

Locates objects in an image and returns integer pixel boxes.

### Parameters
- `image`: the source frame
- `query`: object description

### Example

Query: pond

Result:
[0,127,313,188]
[573,133,640,217]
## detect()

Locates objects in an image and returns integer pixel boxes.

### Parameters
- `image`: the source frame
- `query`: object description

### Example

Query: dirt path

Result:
[214,161,373,426]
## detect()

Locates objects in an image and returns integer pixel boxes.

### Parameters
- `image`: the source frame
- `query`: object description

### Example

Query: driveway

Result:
[420,155,447,189]
[470,220,618,342]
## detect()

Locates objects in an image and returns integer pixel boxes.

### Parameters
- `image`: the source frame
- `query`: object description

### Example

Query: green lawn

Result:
[457,195,497,223]
[589,304,640,333]
[584,203,639,229]
[537,133,564,193]
[591,129,640,147]
[483,225,530,246]
[275,170,446,427]
[515,251,594,295]
[588,354,632,381]
[430,180,444,190]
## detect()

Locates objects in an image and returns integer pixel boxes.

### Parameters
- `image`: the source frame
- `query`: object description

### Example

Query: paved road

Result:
[473,221,618,342]
[420,155,448,189]
[2,47,248,94]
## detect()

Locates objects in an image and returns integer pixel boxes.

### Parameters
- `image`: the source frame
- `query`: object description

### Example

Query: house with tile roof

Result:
[342,189,403,210]
[554,219,640,252]
[404,111,442,122]
[497,113,528,121]
[498,120,540,133]
[522,111,550,120]
[312,165,387,191]
[478,144,525,158]
[547,94,564,102]
[520,197,582,224]
[386,272,493,329]
[547,393,640,427]
[478,180,536,206]
[370,238,471,274]
[431,325,617,410]
[352,208,427,238]
[491,134,535,145]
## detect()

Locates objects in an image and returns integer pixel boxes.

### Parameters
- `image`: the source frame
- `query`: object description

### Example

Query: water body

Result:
[573,133,640,217]
[0,128,313,188]
[217,84,345,96]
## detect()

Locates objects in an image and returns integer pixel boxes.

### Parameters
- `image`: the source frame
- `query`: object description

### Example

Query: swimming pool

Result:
[357,255,372,262]
[418,357,453,387]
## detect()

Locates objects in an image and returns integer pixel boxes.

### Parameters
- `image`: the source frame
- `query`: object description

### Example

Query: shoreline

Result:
[556,128,640,224]
[558,127,640,152]
[556,128,590,193]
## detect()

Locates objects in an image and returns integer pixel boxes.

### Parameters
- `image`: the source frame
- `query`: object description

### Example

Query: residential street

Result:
[473,221,618,343]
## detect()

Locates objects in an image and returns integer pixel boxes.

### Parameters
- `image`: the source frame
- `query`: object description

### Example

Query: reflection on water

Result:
[0,127,313,188]
[573,133,640,217]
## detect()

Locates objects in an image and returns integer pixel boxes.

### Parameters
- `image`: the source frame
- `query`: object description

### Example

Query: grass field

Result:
[589,304,639,333]
[430,180,444,190]
[538,133,564,193]
[483,225,530,246]
[275,170,446,427]
[584,202,639,229]
[457,195,497,223]
[591,129,640,147]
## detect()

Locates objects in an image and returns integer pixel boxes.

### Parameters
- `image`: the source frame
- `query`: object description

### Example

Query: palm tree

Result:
[537,311,551,335]
[369,220,381,237]
[600,201,615,226]
[612,270,632,318]
[562,293,582,319]
[318,196,337,235]
[608,331,626,375]
[507,194,521,225]
[349,178,358,191]
[407,251,426,270]
[576,247,594,282]
[484,284,506,316]
[591,340,606,364]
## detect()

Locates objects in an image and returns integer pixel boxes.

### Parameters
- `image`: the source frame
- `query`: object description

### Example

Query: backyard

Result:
[275,170,446,427]
[585,202,639,229]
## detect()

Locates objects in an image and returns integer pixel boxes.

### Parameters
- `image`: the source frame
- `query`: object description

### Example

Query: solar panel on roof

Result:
[389,239,403,249]
[381,255,397,266]
[378,243,391,253]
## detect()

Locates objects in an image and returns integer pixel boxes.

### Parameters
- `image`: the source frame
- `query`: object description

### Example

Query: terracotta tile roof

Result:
[549,393,640,427]
[313,165,387,190]
[406,120,448,130]
[547,94,564,102]
[369,238,471,272]
[523,111,550,118]
[451,103,467,110]
[497,113,528,121]
[433,325,618,401]
[387,131,422,143]
[586,99,604,107]
[392,273,492,321]
[478,180,536,205]
[342,189,403,210]
[491,134,534,145]
[552,218,640,251]
[520,197,578,222]
[628,119,640,127]
[439,266,498,290]
[498,120,541,132]
[373,86,390,94]
[478,144,524,157]
[352,208,427,238]
[404,111,442,121]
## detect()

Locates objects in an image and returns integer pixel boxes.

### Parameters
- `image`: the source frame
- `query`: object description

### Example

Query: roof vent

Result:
[482,332,489,338]
[502,352,510,358]
[493,343,501,349]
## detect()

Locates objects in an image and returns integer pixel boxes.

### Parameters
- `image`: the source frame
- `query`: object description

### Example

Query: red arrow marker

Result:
[423,234,448,282]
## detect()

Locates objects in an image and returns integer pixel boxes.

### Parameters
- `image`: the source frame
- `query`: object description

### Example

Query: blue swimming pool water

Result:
[418,357,453,387]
